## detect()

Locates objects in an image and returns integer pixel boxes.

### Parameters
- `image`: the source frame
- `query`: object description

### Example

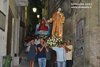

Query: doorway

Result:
[6,7,13,55]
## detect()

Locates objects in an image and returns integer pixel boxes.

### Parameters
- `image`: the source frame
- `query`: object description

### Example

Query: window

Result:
[0,11,6,31]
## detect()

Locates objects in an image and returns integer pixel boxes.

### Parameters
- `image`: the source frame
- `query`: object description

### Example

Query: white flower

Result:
[46,35,63,46]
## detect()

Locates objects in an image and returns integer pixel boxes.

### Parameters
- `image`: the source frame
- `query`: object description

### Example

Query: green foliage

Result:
[3,55,12,67]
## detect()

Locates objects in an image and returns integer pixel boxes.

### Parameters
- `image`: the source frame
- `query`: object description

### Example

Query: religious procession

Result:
[1,0,99,67]
[23,8,74,67]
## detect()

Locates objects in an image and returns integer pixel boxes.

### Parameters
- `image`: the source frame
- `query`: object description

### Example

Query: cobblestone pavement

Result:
[20,60,29,67]
[13,60,38,67]
[13,60,29,67]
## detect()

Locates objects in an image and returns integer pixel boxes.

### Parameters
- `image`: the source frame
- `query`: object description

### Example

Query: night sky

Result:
[27,0,42,36]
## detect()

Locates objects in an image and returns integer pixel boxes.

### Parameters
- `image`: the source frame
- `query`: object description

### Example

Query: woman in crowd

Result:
[37,38,49,67]
[64,40,74,67]
[27,39,37,67]
[34,36,40,46]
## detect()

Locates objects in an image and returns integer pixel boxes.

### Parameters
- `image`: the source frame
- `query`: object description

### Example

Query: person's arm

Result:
[44,43,49,52]
[72,46,74,60]
[64,46,71,53]
[26,42,31,46]
[38,46,44,52]
[63,48,66,61]
[52,47,57,51]
[45,46,49,52]
[35,45,37,54]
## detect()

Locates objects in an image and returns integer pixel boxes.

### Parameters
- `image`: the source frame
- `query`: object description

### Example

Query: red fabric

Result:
[38,19,48,31]
[38,25,48,31]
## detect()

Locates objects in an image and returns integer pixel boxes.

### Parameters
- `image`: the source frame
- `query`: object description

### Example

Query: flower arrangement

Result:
[47,36,63,46]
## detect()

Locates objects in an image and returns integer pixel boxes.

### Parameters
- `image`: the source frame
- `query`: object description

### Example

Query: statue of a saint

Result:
[35,17,50,36]
[52,8,65,38]
[37,18,48,31]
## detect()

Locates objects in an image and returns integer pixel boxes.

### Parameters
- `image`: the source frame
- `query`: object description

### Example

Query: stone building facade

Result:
[72,0,100,67]
[0,0,28,66]
[48,0,100,67]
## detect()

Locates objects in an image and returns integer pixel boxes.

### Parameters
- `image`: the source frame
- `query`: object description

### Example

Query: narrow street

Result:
[0,0,100,67]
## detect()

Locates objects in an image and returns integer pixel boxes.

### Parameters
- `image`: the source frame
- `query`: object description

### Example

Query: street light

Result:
[32,7,37,13]
[37,15,40,18]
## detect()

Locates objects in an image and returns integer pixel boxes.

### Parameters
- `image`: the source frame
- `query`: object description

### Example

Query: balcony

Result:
[15,0,28,6]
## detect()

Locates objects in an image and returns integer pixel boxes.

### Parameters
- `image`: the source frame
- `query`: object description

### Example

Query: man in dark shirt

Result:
[37,44,47,58]
[50,49,57,67]
[37,38,48,67]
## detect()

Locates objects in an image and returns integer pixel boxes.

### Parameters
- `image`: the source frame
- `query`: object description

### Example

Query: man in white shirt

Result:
[52,44,66,67]
[65,40,73,67]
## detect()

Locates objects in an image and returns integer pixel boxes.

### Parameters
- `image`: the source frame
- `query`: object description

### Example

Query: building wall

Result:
[9,0,20,66]
[63,17,73,41]
[72,0,100,67]
[72,9,86,67]
[9,0,18,18]
[0,0,8,57]
[9,0,20,53]
[0,0,20,66]
[0,0,9,66]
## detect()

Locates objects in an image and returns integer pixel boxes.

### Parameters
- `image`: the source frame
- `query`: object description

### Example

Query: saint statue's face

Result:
[41,19,45,24]
[58,8,61,12]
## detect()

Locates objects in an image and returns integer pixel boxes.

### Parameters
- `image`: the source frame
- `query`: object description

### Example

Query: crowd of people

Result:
[24,36,74,67]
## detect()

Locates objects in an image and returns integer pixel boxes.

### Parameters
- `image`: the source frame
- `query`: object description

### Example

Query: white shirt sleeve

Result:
[26,42,31,46]
[63,48,66,61]
[52,47,58,51]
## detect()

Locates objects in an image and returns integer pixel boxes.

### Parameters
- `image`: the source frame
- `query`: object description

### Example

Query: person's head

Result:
[58,42,63,47]
[40,38,45,44]
[64,41,67,45]
[67,40,71,45]
[36,36,39,39]
[41,17,46,24]
[58,8,61,12]
[58,44,62,48]
[30,39,35,45]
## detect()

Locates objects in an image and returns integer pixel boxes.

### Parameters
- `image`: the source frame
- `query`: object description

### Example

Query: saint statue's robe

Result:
[52,11,65,38]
